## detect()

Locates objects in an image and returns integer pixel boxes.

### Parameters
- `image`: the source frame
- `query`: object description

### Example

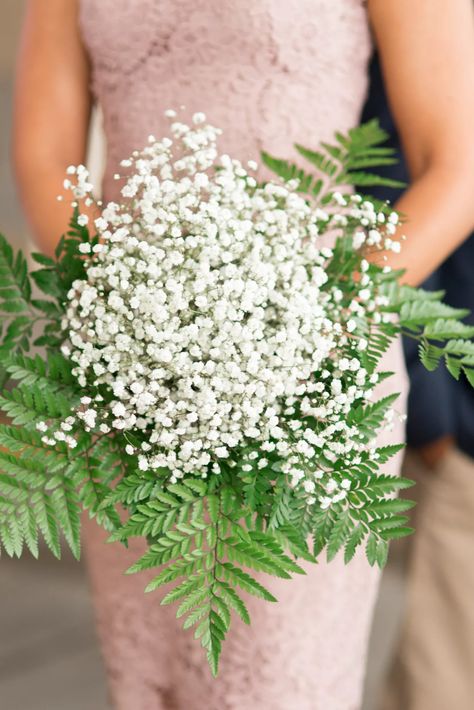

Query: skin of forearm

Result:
[370,162,474,286]
[14,160,97,257]
[15,167,76,256]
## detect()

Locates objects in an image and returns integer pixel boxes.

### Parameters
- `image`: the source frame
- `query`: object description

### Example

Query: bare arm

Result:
[13,0,92,256]
[368,0,474,285]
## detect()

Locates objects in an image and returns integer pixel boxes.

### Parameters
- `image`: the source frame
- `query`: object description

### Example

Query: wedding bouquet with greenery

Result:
[1,112,473,674]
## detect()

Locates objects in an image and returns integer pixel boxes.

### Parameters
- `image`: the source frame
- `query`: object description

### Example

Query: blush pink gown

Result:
[79,2,409,708]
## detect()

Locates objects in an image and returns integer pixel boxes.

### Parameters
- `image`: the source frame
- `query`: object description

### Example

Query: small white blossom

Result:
[56,111,402,504]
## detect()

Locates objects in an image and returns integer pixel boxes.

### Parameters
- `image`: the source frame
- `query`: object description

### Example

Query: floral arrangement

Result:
[1,113,473,674]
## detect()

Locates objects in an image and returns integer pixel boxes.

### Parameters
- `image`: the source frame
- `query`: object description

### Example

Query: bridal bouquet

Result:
[1,113,473,674]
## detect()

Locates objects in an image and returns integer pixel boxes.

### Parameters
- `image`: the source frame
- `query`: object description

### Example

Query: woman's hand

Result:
[418,435,456,470]
[13,0,92,256]
[368,0,474,286]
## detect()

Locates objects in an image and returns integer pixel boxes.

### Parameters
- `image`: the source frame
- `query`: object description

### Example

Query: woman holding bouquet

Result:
[12,1,474,708]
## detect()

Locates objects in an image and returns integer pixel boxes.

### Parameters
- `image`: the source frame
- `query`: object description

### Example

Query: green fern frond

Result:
[347,393,400,441]
[424,318,474,340]
[115,480,305,675]
[400,300,470,328]
[0,236,32,307]
[0,449,81,559]
[0,383,74,425]
[262,120,406,205]
[326,509,353,562]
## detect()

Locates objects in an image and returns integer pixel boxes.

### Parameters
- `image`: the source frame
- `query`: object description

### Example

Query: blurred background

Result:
[0,2,408,708]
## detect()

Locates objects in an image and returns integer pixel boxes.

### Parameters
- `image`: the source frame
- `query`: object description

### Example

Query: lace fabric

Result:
[78,2,409,707]
[79,0,372,200]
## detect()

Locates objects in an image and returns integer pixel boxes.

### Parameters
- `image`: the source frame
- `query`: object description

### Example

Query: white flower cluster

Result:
[36,417,77,449]
[59,111,401,500]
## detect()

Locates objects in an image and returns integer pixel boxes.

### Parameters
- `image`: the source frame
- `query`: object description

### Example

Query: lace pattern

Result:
[79,0,372,200]
[78,2,409,708]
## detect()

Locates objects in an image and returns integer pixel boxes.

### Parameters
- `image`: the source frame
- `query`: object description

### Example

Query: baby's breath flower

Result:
[58,111,399,505]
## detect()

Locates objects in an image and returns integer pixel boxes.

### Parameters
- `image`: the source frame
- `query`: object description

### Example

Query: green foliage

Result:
[0,416,122,558]
[262,119,405,204]
[310,440,415,569]
[0,235,34,357]
[348,393,400,442]
[0,210,93,358]
[0,384,72,425]
[0,447,80,559]
[0,351,76,393]
[0,217,114,559]
[110,476,305,675]
[384,285,474,386]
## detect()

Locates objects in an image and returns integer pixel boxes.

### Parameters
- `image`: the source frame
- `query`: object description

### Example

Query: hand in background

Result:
[418,435,455,469]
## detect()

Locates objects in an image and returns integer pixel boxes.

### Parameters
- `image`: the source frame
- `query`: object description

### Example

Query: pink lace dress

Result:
[79,2,409,708]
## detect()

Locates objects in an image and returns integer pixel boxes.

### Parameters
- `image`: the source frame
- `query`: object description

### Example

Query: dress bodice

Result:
[79,0,371,199]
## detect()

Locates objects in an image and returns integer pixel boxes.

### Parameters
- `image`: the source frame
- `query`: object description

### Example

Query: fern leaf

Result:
[31,492,61,558]
[220,562,277,602]
[182,603,209,630]
[463,368,474,388]
[161,574,207,606]
[365,532,378,566]
[272,524,315,563]
[18,504,39,558]
[225,537,291,578]
[215,580,251,625]
[212,595,231,630]
[326,509,353,562]
[424,318,474,340]
[343,524,365,564]
[247,530,306,575]
[363,498,415,516]
[401,301,469,327]
[0,235,32,309]
[51,484,81,559]
[419,342,444,372]
[445,355,462,380]
[378,525,414,541]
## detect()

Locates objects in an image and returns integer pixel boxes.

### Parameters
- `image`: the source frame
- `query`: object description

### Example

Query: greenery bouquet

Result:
[1,112,473,674]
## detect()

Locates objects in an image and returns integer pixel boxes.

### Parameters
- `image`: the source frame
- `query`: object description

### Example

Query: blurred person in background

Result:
[11,1,474,709]
[362,54,474,710]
